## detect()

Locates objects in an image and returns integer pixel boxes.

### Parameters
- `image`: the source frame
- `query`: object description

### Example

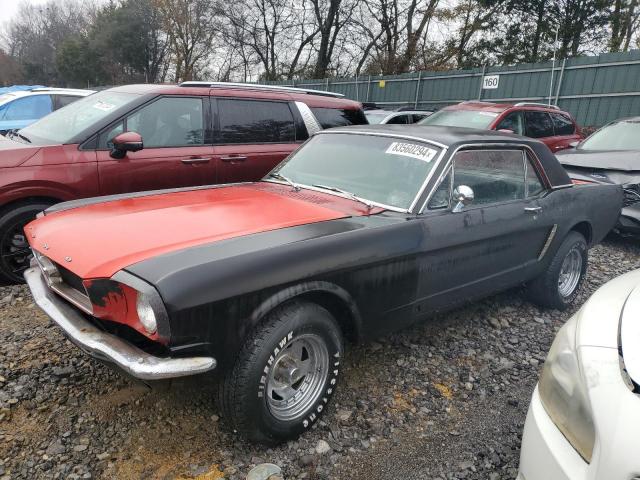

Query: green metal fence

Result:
[266,50,640,128]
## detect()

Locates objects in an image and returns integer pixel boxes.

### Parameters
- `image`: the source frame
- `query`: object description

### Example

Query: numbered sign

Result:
[482,75,500,90]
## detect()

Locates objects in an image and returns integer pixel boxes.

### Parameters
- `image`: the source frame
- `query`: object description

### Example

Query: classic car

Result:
[23,125,622,444]
[518,268,640,479]
[557,116,640,235]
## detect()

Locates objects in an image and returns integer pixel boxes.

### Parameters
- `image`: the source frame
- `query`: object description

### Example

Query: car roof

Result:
[445,100,572,116]
[0,88,94,106]
[317,124,572,187]
[108,83,362,109]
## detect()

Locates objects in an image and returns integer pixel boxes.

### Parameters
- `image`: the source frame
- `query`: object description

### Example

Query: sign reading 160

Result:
[482,75,500,90]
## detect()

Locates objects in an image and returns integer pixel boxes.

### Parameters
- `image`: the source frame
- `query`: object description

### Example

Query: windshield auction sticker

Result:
[92,101,116,111]
[385,142,437,162]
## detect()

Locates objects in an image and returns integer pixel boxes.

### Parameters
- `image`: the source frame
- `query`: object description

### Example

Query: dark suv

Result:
[0,82,367,283]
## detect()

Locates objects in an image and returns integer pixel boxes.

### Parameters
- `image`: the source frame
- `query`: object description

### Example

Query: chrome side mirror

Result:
[452,185,474,213]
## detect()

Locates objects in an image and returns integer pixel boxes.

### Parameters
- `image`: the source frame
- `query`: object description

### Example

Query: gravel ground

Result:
[1,236,639,480]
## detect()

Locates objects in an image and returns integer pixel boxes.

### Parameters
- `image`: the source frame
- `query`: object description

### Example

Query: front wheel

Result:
[526,231,588,310]
[0,202,52,284]
[218,300,343,444]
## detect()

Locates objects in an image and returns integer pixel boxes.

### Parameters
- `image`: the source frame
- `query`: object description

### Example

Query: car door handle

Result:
[524,206,542,214]
[181,157,210,164]
[220,155,247,162]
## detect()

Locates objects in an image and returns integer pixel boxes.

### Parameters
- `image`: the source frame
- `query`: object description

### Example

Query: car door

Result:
[415,147,555,312]
[213,97,299,183]
[95,95,215,195]
[549,112,581,152]
[0,95,53,131]
[524,110,557,150]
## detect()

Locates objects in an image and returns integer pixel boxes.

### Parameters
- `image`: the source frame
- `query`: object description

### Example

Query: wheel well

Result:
[0,196,61,217]
[295,290,361,343]
[570,221,593,245]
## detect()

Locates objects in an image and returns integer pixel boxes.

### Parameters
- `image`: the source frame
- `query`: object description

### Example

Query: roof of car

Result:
[318,124,572,187]
[446,100,571,115]
[108,83,362,108]
[0,88,94,105]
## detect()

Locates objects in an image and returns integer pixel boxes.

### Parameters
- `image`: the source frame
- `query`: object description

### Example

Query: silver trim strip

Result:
[24,265,216,380]
[179,81,344,98]
[538,224,558,260]
[294,101,322,136]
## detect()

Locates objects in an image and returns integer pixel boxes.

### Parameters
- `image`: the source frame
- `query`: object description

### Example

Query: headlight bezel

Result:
[538,314,596,463]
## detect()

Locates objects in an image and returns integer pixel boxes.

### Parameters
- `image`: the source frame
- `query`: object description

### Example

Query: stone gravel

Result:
[1,235,639,480]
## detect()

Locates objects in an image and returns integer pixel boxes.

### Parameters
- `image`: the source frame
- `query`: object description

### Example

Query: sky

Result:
[2,0,50,25]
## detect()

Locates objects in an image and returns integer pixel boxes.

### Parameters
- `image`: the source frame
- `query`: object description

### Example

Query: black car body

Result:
[24,126,623,443]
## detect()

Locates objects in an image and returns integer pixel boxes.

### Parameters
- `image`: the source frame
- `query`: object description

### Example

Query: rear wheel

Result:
[218,300,343,444]
[526,231,587,310]
[0,202,52,284]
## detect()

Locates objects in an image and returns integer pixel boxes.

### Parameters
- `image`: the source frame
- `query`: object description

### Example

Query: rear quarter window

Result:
[310,107,368,128]
[551,113,575,136]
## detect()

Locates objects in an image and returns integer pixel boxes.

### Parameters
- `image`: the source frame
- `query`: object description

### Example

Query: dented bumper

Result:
[24,266,216,380]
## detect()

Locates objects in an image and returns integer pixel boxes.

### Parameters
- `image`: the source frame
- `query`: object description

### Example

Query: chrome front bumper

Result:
[24,266,216,381]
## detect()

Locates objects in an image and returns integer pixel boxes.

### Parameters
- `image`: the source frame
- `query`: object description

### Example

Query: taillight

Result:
[571,179,595,185]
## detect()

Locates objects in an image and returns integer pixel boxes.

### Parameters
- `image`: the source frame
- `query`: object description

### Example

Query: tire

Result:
[218,300,344,444]
[526,231,588,310]
[0,201,53,284]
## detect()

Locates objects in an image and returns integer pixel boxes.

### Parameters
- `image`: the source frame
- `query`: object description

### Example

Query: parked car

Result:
[23,125,621,444]
[0,82,366,283]
[0,87,94,135]
[518,268,640,480]
[418,101,582,152]
[557,116,640,235]
[365,107,433,125]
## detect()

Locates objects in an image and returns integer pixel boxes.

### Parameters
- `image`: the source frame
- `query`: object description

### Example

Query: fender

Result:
[249,280,363,342]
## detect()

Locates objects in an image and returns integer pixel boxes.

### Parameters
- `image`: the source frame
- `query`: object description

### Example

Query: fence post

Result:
[554,58,566,106]
[355,75,359,101]
[326,77,329,91]
[477,64,486,100]
[366,75,371,102]
[414,71,422,108]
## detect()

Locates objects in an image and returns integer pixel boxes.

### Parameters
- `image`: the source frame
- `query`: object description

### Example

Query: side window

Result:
[127,97,204,147]
[55,95,82,110]
[387,114,409,125]
[412,114,428,123]
[524,111,554,138]
[218,99,295,144]
[495,111,524,135]
[453,150,525,205]
[551,113,575,136]
[3,95,53,121]
[427,170,452,209]
[99,121,125,149]
[526,154,546,197]
[310,107,368,128]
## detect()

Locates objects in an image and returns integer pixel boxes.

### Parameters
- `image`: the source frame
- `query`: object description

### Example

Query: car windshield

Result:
[579,120,640,151]
[269,133,441,210]
[365,112,389,124]
[19,91,138,144]
[418,109,498,129]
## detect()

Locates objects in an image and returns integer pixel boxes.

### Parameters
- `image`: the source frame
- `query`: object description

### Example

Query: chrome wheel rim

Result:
[558,246,583,298]
[266,334,329,422]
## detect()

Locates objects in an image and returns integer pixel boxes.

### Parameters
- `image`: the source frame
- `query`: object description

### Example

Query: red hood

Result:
[0,135,41,168]
[26,183,373,279]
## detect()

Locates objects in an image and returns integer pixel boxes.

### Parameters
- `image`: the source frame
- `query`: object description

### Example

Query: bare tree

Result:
[610,0,640,51]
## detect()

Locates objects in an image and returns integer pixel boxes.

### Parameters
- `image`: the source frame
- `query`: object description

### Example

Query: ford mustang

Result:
[23,125,622,444]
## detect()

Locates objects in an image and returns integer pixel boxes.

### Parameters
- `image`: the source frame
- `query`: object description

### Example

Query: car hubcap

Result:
[266,334,329,421]
[558,246,583,298]
[0,220,32,282]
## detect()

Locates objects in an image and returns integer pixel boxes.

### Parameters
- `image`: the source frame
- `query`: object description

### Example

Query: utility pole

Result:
[548,27,559,105]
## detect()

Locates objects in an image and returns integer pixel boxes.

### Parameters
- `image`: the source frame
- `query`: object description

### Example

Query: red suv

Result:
[419,101,582,152]
[0,82,366,283]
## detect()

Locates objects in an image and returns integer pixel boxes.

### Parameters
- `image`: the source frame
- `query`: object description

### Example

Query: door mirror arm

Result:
[110,131,144,159]
[452,185,475,213]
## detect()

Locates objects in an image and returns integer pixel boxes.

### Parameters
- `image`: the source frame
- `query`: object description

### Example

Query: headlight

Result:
[539,315,595,462]
[136,292,157,334]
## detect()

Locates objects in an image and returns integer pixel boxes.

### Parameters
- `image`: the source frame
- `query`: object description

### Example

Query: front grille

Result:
[34,252,93,314]
[55,263,86,295]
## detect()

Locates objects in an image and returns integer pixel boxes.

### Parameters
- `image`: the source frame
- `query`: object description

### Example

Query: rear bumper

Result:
[24,266,216,380]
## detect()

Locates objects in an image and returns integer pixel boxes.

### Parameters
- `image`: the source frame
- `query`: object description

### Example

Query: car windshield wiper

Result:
[268,172,300,191]
[11,131,31,143]
[312,184,372,210]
